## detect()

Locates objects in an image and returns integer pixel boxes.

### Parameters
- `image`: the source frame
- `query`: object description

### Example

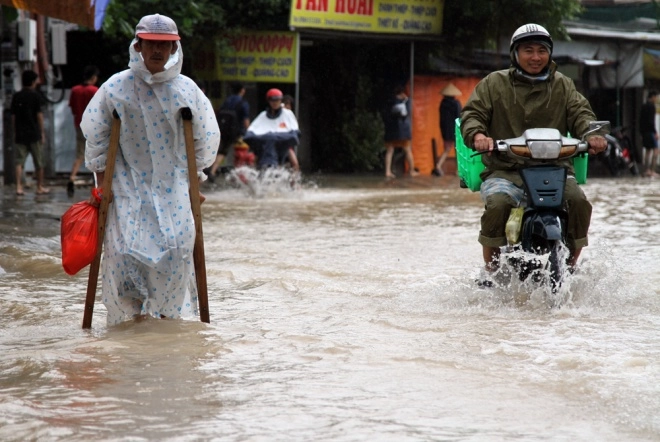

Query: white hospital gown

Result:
[81,39,220,325]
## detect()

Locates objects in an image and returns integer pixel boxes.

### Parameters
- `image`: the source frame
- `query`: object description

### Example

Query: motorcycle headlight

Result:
[528,141,561,159]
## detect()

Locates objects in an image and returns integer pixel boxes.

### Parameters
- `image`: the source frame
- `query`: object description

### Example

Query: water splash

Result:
[225,166,313,197]
[471,243,578,309]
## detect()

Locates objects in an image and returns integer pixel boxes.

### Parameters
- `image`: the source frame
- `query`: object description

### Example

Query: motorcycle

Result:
[599,126,639,177]
[488,121,610,302]
[223,134,301,196]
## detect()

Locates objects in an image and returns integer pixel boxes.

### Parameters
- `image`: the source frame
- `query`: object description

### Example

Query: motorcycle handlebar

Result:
[470,121,610,158]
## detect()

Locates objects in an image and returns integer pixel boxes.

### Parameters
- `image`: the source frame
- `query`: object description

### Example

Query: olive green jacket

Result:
[460,62,599,181]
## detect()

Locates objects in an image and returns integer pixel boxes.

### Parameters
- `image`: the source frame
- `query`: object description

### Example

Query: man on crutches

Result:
[80,13,220,327]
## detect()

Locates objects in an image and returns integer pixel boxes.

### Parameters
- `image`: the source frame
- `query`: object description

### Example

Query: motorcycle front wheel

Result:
[547,240,563,298]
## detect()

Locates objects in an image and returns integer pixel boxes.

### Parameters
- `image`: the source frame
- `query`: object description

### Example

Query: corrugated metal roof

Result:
[565,21,660,42]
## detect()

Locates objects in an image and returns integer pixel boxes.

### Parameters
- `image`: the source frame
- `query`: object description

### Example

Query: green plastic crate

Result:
[456,119,588,192]
[456,118,485,192]
[573,153,588,185]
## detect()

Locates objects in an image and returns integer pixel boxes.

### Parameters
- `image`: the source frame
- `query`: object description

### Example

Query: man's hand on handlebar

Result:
[473,133,494,154]
[586,135,607,155]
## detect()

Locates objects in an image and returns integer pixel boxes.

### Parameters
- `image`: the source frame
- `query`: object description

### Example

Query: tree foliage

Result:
[102,0,290,41]
[102,0,225,41]
[100,0,291,72]
[441,0,584,56]
[217,0,291,30]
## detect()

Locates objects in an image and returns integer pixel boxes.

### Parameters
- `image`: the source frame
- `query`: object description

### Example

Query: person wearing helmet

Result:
[243,88,301,170]
[460,23,608,277]
[266,88,283,102]
[243,88,300,169]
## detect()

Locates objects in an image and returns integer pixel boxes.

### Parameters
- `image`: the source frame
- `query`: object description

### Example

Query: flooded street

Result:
[0,174,658,441]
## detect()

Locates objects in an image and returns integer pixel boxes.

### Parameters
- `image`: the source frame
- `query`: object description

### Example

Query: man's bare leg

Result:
[483,245,500,272]
[288,148,300,171]
[385,146,395,178]
[36,168,49,194]
[15,164,24,195]
[404,145,419,176]
[209,154,225,177]
[567,247,581,268]
[69,157,83,183]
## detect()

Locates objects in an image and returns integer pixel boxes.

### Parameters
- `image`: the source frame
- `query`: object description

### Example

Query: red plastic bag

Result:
[61,201,99,275]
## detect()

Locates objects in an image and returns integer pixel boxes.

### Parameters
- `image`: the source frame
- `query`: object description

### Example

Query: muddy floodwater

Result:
[0,173,658,441]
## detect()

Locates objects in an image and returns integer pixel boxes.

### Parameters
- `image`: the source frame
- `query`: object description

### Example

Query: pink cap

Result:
[135,14,180,41]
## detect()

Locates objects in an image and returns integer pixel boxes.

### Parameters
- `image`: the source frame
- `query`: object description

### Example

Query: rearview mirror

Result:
[588,121,610,132]
[584,121,610,140]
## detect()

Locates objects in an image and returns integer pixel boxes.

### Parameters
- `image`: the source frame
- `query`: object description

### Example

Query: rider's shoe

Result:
[476,268,496,288]
[205,167,217,184]
[476,264,512,288]
[476,278,494,288]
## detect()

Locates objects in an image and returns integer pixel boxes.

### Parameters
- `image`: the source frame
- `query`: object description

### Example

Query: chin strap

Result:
[514,68,550,84]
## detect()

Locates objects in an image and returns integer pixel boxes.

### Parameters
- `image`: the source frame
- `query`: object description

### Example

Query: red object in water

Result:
[235,146,255,168]
[61,201,99,275]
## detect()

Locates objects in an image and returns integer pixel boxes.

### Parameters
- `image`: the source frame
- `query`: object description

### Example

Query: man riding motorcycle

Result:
[460,23,608,276]
[243,88,300,170]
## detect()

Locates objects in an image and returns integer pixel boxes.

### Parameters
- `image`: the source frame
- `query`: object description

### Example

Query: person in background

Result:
[640,89,659,177]
[11,69,48,196]
[67,65,99,196]
[243,88,300,170]
[282,94,294,110]
[460,23,607,279]
[381,84,419,179]
[81,13,220,325]
[433,83,462,177]
[281,94,300,171]
[208,82,250,180]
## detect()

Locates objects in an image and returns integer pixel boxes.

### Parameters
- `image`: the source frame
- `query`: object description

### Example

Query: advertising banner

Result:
[216,31,299,84]
[644,48,660,81]
[289,0,443,35]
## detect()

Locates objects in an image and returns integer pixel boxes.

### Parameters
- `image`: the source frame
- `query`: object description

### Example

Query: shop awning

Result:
[0,0,110,30]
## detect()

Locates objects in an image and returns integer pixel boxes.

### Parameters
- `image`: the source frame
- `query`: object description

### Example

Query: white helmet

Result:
[510,23,553,54]
[509,24,553,71]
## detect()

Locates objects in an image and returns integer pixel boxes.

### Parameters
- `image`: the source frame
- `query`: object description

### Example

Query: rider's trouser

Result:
[478,173,591,251]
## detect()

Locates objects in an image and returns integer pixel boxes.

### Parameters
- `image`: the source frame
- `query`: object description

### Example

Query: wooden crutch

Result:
[181,107,210,323]
[82,110,120,329]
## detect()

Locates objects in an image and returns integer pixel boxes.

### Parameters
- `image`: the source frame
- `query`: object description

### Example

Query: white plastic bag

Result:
[505,207,524,244]
[391,101,408,117]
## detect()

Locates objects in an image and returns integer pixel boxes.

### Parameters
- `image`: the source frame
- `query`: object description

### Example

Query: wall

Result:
[411,75,480,175]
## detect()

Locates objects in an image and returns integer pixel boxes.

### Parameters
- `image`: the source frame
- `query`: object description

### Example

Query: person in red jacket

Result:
[67,65,99,196]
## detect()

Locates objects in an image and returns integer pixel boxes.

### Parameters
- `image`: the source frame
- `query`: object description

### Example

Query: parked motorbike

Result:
[491,121,610,303]
[599,126,639,177]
